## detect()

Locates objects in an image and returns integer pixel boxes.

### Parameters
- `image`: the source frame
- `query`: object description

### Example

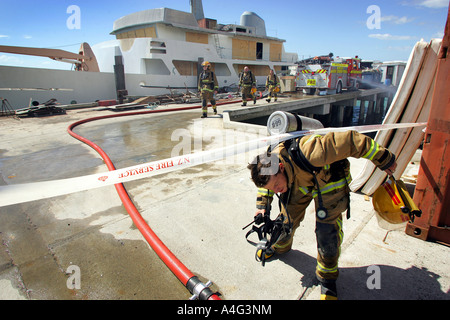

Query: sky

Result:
[0,0,448,70]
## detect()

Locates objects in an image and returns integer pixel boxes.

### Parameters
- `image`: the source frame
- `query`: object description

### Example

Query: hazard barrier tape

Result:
[0,122,426,207]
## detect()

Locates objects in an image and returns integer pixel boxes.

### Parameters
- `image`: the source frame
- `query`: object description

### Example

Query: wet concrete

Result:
[0,200,191,299]
[0,109,207,300]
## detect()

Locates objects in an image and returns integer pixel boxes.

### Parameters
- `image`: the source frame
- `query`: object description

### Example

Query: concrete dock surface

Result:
[0,97,449,301]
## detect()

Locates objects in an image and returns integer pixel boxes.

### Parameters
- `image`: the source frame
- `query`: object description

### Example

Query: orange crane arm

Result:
[0,42,99,72]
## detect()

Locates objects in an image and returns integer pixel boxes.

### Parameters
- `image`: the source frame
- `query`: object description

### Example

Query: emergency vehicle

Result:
[291,56,363,95]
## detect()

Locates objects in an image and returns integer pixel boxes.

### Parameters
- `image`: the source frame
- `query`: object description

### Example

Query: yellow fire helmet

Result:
[251,87,257,94]
[372,176,422,224]
[274,87,280,93]
[202,61,211,68]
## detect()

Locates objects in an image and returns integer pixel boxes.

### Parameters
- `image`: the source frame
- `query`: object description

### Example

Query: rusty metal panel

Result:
[406,7,450,245]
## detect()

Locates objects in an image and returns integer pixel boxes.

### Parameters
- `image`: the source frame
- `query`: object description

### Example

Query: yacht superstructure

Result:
[93,5,298,95]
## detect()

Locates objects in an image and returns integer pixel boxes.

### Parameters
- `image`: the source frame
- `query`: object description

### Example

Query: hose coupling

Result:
[186,276,217,300]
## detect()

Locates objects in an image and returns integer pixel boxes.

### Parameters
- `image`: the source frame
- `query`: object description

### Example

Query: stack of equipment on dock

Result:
[350,39,442,195]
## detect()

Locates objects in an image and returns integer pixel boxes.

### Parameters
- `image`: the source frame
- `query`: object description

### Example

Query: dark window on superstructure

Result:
[256,42,263,60]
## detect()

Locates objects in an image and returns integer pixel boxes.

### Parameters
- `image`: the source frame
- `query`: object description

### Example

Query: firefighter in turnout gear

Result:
[239,66,257,106]
[247,131,397,300]
[265,69,279,103]
[198,61,219,118]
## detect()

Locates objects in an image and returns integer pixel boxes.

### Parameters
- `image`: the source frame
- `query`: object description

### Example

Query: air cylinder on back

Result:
[267,111,324,135]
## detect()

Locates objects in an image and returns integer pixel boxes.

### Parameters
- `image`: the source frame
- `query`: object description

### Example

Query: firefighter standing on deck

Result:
[265,69,279,103]
[247,130,397,300]
[239,66,257,106]
[198,61,219,118]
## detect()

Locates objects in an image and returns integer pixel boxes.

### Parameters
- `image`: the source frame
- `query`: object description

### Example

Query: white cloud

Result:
[23,35,33,39]
[419,0,449,8]
[403,0,449,8]
[369,33,416,40]
[0,35,10,38]
[0,54,25,65]
[381,15,415,24]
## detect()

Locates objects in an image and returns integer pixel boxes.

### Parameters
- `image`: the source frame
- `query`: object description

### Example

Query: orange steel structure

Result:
[0,42,99,72]
[405,5,450,246]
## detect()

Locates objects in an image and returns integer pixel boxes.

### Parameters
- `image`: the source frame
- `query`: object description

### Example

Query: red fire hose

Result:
[67,101,240,300]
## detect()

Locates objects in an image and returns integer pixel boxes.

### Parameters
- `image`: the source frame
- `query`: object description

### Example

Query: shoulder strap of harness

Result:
[275,139,351,220]
[284,139,321,174]
[285,139,331,220]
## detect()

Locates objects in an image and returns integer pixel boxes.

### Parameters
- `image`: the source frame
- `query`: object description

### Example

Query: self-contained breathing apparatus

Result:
[244,111,339,266]
[269,111,350,222]
[244,112,355,265]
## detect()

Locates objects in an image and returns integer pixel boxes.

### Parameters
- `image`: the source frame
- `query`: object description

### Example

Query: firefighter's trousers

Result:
[241,86,254,105]
[267,85,278,101]
[200,90,216,114]
[273,192,348,282]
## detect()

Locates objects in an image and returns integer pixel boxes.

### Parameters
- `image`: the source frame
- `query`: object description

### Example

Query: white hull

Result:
[0,63,281,110]
[0,65,116,109]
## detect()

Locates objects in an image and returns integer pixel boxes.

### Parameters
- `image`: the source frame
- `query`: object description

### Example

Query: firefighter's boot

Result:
[320,279,338,300]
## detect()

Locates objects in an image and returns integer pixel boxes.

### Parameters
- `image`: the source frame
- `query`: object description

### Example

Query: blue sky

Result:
[0,0,448,70]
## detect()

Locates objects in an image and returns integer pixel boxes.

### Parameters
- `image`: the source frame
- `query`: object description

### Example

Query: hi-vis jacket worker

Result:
[265,69,279,103]
[198,61,219,118]
[247,130,397,300]
[239,66,257,106]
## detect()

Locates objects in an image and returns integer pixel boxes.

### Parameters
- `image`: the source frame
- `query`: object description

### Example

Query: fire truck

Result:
[291,56,363,95]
